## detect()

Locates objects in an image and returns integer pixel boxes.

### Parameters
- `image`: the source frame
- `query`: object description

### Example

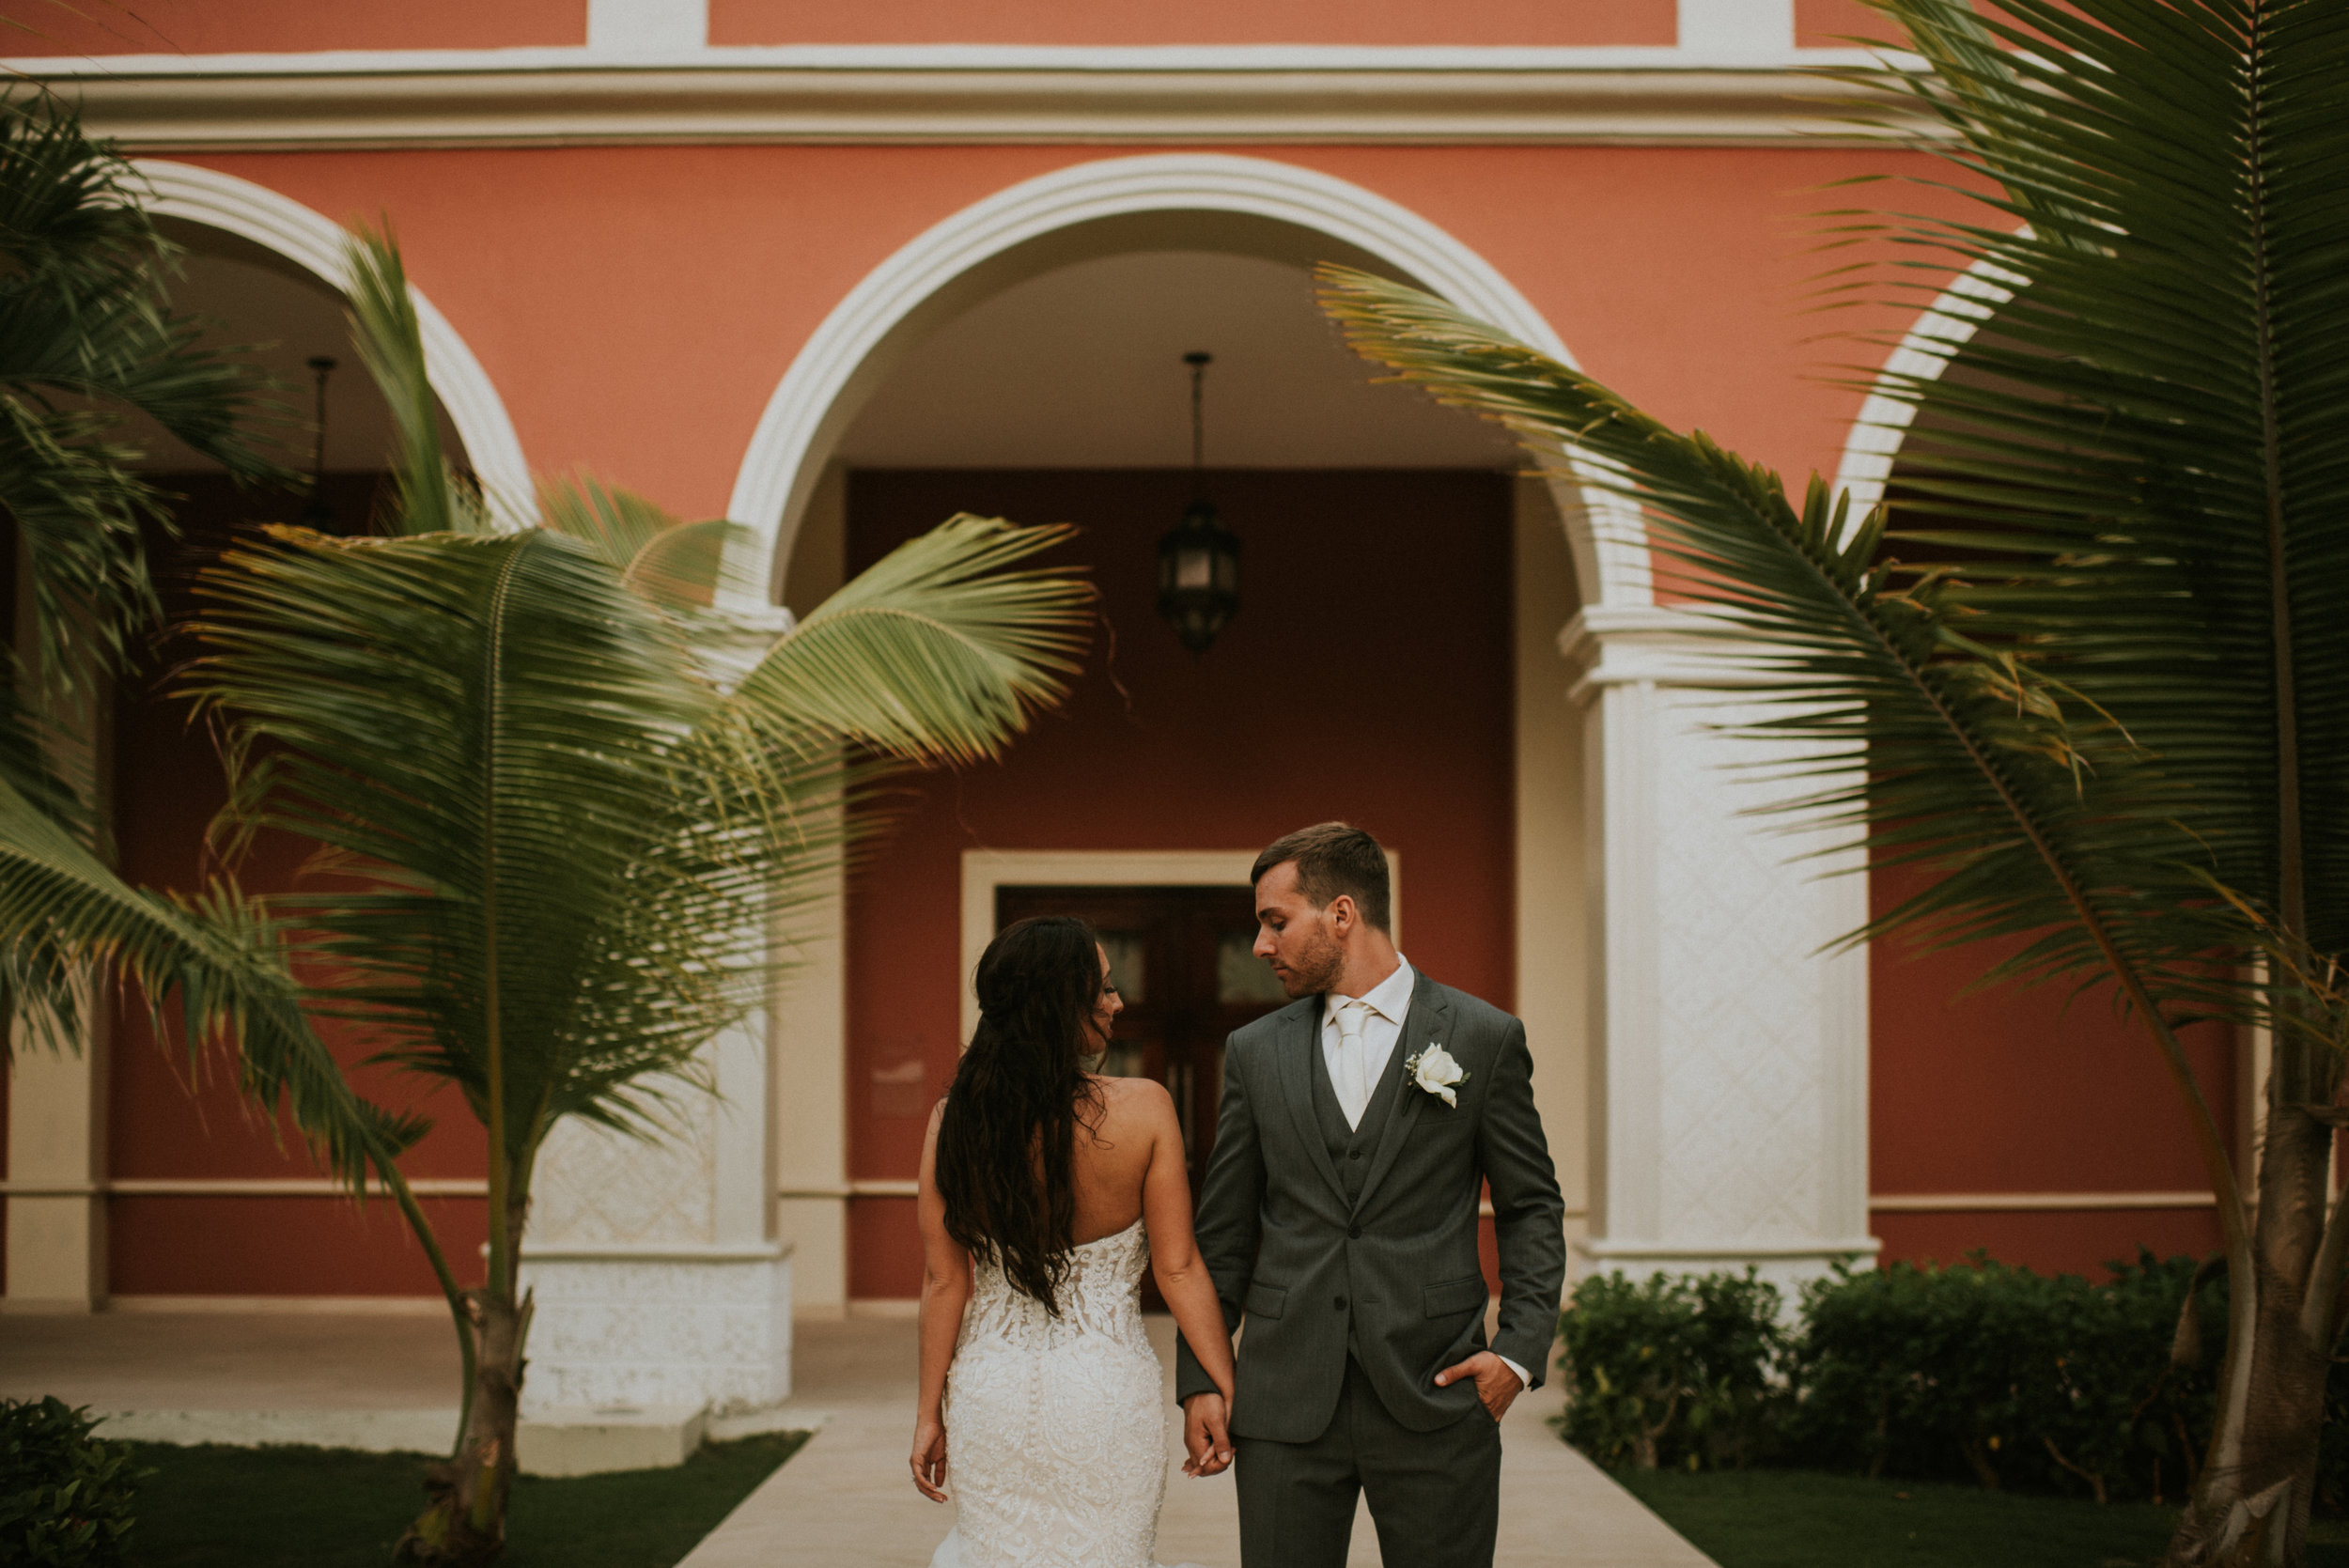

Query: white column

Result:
[521,1023,793,1417]
[1571,608,1874,1295]
[1512,479,1590,1269]
[4,577,111,1314]
[4,996,109,1312]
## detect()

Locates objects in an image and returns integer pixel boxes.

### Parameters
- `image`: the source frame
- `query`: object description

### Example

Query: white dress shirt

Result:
[1321,955,1417,1133]
[1322,955,1526,1391]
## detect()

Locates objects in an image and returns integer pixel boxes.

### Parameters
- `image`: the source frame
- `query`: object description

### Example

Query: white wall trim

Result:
[20,42,1923,155]
[1871,1190,2217,1213]
[726,152,1646,614]
[131,160,534,526]
[0,1177,487,1198]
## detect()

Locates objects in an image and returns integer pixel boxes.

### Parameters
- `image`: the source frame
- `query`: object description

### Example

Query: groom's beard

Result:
[1277,927,1345,998]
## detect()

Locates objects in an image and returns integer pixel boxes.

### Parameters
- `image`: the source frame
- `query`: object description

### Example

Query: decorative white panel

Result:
[1573,610,1874,1293]
[519,1252,790,1415]
[531,1088,719,1248]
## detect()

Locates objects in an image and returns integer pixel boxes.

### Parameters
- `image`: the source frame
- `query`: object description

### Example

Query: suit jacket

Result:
[1174,971,1567,1442]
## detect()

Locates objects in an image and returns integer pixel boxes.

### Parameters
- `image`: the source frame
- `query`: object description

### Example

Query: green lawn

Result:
[1613,1467,2349,1568]
[123,1433,807,1568]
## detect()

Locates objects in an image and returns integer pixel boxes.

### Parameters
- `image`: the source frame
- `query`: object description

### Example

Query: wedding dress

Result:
[927,1218,1204,1568]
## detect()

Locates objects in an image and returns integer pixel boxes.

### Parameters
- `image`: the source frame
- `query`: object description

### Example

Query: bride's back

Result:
[1067,1075,1163,1246]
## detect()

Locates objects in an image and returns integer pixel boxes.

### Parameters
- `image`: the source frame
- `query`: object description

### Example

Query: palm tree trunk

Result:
[2167,1089,2336,1566]
[399,1189,533,1566]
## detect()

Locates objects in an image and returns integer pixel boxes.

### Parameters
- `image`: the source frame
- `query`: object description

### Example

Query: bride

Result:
[912,915,1238,1568]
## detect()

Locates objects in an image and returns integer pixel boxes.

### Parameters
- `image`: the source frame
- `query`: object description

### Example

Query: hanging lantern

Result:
[1155,350,1241,654]
[297,354,338,531]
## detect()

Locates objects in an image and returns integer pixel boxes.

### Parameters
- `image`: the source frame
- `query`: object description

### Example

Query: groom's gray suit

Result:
[1175,969,1565,1567]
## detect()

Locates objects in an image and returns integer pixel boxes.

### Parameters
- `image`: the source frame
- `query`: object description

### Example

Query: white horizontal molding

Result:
[0,1176,488,1198]
[1870,1190,2217,1212]
[21,45,1926,149]
[519,1239,789,1262]
[776,1179,920,1199]
[1563,604,1804,699]
[104,1294,452,1313]
[1580,1235,1883,1261]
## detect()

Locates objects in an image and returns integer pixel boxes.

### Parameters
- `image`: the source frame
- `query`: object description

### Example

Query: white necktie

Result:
[1334,999,1372,1129]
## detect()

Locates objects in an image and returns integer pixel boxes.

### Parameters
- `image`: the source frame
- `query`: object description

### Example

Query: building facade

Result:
[0,0,2233,1411]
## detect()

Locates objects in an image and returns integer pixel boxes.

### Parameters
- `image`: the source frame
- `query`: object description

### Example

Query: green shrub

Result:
[0,1397,145,1567]
[1552,1250,2321,1508]
[1553,1267,1788,1470]
[1790,1252,2218,1502]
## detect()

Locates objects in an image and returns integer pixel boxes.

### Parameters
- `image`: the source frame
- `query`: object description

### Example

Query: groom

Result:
[1176,822,1566,1568]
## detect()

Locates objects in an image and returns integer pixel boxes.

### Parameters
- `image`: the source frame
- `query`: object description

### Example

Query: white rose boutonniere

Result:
[1405,1043,1468,1108]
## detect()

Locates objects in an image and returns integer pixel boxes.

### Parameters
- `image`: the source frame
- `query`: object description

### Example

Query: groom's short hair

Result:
[1253,822,1391,932]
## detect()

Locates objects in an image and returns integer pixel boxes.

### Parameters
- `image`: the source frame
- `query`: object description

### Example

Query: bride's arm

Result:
[912,1100,971,1503]
[1139,1085,1236,1473]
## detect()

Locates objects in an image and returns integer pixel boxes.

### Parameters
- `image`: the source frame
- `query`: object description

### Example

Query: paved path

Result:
[679,1315,1717,1568]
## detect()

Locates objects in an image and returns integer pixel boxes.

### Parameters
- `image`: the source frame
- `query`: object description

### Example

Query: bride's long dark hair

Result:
[936,915,1108,1314]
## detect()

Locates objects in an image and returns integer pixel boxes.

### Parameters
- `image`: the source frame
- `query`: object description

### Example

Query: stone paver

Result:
[678,1315,1717,1568]
[1,1307,1716,1566]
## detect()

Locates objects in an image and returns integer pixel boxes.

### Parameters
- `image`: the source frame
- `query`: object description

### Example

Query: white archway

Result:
[725,152,1649,612]
[1831,250,2024,520]
[133,160,534,526]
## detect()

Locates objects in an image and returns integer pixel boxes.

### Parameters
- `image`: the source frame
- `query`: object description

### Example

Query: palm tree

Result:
[2,228,1094,1565]
[0,87,278,881]
[1318,1,2348,1561]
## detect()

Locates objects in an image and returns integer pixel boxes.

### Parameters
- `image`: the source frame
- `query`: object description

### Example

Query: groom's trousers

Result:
[1232,1355,1501,1568]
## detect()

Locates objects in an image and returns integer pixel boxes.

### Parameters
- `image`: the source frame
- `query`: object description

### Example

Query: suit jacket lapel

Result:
[1351,974,1450,1217]
[1277,995,1349,1206]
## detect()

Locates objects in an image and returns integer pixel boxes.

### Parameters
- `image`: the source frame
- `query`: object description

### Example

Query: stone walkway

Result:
[679,1315,1717,1568]
[2,1308,1716,1566]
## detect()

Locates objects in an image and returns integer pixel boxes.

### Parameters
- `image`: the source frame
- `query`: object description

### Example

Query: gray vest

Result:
[1308,1013,1408,1207]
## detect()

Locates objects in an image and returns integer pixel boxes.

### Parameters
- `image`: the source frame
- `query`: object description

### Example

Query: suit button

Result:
[1347,1226,1362,1240]
[1348,1150,1362,1161]
[1334,1295,1348,1310]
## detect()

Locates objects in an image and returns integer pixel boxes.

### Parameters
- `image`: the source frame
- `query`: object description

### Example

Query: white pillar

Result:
[4,997,109,1312]
[1513,479,1590,1270]
[520,1021,793,1417]
[1571,608,1875,1294]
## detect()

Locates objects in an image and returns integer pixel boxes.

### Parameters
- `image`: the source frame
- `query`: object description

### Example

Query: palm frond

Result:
[537,470,745,611]
[1800,0,2349,1026]
[343,225,487,537]
[734,513,1094,767]
[0,769,420,1188]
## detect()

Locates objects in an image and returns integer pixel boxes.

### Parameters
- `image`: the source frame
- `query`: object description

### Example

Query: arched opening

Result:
[72,195,509,1304]
[1837,282,2239,1277]
[752,162,1595,1306]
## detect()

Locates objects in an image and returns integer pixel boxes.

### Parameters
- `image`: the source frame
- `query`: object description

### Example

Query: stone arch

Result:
[132,159,534,525]
[725,151,1646,612]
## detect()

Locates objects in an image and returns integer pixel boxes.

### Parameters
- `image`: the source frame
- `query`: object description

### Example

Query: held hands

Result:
[1180,1391,1235,1477]
[1434,1351,1524,1421]
[910,1416,949,1502]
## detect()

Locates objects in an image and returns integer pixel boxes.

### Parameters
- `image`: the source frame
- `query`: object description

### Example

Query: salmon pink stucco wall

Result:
[1868,862,2232,1279]
[179,143,1954,529]
[104,480,490,1297]
[2,0,583,55]
[710,0,1674,47]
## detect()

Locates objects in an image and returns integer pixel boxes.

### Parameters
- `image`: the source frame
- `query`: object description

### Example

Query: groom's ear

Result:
[1328,893,1358,934]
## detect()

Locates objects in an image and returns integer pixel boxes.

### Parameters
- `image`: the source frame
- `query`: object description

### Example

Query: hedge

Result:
[1554,1251,2349,1509]
[0,1397,144,1567]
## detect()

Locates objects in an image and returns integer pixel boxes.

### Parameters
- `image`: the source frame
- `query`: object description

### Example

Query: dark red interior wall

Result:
[106,475,487,1296]
[1868,860,2232,1277]
[843,469,1516,1297]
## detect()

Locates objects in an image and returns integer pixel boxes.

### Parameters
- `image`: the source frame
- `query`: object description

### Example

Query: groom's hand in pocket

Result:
[1435,1351,1524,1421]
[1181,1392,1234,1477]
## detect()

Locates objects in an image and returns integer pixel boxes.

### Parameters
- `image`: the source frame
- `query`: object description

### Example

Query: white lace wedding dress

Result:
[927,1218,1204,1568]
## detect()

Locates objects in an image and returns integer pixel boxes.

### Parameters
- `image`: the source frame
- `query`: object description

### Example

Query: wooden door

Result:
[993,885,1290,1199]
